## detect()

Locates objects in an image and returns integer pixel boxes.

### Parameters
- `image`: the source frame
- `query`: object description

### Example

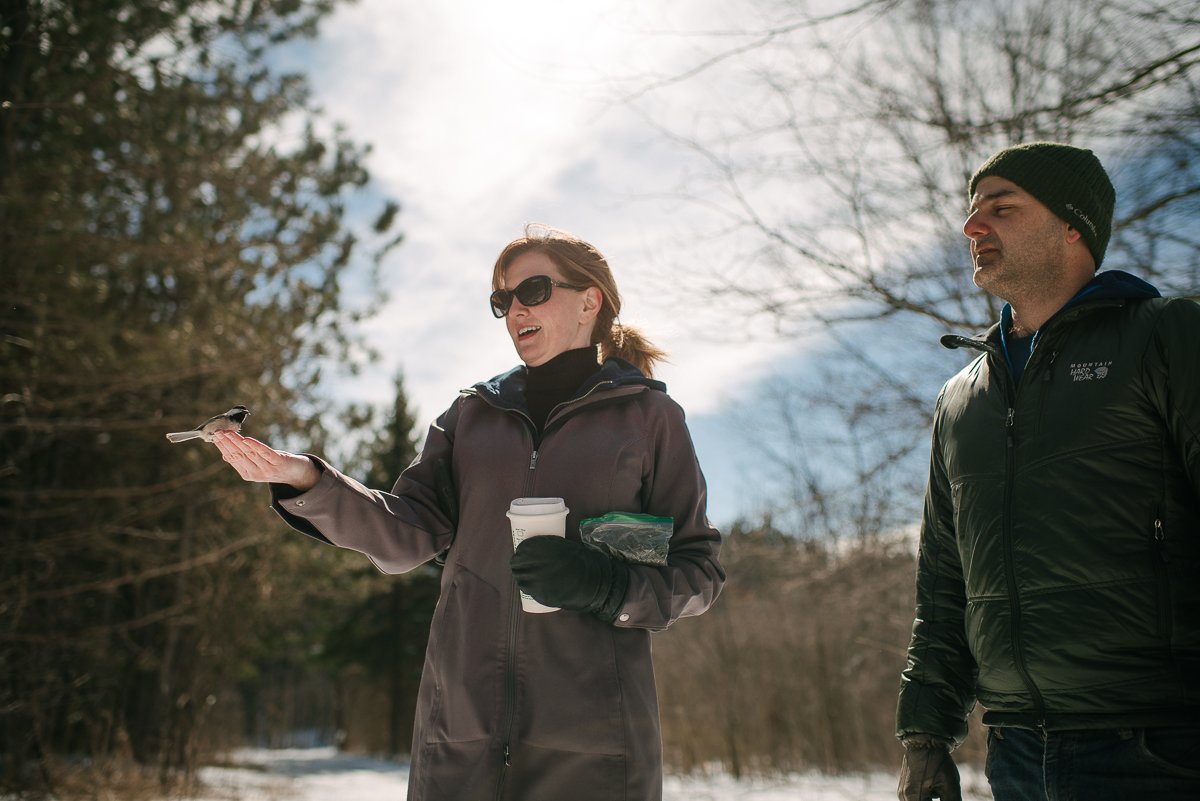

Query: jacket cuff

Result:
[268,456,333,543]
[591,560,631,624]
[900,733,956,751]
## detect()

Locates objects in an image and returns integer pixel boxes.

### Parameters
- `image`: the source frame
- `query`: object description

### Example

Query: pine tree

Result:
[0,0,399,789]
[326,374,441,758]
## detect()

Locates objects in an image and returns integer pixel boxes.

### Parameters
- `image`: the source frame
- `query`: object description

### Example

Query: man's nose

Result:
[963,209,989,239]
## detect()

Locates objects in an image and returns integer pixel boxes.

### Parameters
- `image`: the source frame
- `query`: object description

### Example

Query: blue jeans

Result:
[985,725,1200,800]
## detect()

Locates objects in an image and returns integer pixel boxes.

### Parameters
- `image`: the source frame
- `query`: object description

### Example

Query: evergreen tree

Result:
[0,0,399,790]
[325,374,441,758]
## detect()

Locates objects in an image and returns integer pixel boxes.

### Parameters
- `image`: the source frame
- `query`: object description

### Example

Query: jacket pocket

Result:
[422,568,503,743]
[1137,726,1200,778]
[516,616,627,754]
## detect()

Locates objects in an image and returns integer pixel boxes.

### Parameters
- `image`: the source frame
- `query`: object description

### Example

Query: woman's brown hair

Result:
[492,224,667,377]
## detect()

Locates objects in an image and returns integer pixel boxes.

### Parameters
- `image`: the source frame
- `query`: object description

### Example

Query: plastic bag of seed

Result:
[579,512,673,566]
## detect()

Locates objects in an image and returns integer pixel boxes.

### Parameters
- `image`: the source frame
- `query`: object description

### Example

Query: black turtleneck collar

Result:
[525,346,601,433]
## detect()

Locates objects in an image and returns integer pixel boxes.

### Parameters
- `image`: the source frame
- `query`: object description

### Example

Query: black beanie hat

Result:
[969,142,1115,267]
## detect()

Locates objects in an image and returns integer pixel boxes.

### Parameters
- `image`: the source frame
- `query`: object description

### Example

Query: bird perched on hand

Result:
[165,405,251,443]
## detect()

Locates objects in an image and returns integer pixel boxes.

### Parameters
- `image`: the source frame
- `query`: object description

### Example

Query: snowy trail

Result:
[189,747,993,800]
[194,749,410,801]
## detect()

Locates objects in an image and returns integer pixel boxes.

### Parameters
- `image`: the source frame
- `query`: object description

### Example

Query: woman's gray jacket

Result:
[271,358,725,801]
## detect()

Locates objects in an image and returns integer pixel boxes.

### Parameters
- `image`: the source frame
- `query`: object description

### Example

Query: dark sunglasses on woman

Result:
[490,274,588,318]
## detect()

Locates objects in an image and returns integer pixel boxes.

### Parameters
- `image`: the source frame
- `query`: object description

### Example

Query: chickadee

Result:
[166,406,251,443]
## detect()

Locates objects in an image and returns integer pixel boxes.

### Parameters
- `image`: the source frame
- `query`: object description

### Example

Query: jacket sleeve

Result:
[1149,298,1200,497]
[896,389,978,745]
[613,396,726,632]
[269,398,461,574]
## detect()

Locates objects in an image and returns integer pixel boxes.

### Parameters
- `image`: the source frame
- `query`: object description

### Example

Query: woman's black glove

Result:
[511,536,630,622]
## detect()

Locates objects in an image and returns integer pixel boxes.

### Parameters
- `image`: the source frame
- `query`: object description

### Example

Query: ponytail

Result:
[598,322,667,379]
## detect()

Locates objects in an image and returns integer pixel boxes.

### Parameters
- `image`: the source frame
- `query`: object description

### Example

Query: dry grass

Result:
[654,531,987,777]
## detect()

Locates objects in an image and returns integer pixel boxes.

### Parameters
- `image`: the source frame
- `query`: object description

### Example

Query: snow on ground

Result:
[192,748,410,801]
[184,747,993,800]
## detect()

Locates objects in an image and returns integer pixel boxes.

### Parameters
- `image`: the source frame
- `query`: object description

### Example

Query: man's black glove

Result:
[511,536,630,622]
[898,734,961,801]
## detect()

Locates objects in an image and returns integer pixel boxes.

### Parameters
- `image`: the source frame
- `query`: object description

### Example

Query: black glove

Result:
[898,735,961,801]
[510,536,630,622]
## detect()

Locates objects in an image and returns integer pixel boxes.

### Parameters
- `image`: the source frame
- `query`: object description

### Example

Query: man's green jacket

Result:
[897,271,1200,743]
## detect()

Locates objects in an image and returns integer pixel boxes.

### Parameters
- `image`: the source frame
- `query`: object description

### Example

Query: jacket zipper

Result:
[498,420,541,798]
[479,379,643,792]
[956,303,1127,729]
[1152,516,1170,638]
[1001,400,1047,727]
[1041,350,1059,383]
[498,583,518,801]
[1033,349,1059,438]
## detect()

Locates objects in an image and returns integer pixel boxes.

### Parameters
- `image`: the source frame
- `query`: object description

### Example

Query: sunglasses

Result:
[490,274,588,318]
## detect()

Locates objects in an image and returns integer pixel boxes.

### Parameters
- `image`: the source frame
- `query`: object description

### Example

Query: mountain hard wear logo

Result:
[1065,203,1099,237]
[1069,361,1112,382]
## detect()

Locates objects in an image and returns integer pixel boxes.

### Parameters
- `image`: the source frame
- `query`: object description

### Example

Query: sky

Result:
[275,0,811,525]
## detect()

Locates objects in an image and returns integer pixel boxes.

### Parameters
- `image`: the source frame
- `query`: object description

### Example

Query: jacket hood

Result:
[941,270,1162,352]
[1071,269,1161,302]
[466,357,666,412]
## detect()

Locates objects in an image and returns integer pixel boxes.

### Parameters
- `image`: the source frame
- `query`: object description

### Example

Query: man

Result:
[895,142,1200,801]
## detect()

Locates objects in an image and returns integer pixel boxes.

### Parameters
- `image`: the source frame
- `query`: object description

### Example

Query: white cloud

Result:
[293,0,814,523]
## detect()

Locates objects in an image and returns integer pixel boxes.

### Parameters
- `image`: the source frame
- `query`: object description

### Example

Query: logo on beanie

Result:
[1065,203,1098,238]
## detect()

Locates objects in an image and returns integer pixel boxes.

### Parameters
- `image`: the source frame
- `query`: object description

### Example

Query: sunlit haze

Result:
[284,0,801,523]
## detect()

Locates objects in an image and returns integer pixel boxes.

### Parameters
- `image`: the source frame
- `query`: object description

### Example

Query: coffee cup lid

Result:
[507,497,567,515]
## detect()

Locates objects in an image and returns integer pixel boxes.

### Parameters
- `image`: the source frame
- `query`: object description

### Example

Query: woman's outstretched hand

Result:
[212,430,321,491]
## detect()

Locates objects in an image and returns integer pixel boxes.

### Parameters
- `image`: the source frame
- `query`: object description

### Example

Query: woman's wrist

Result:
[287,455,322,491]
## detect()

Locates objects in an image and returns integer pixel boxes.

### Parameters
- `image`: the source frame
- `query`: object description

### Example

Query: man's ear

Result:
[1064,225,1097,272]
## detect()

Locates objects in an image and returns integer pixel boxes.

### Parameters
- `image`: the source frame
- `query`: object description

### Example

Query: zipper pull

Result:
[1006,408,1016,446]
[503,744,512,766]
[529,450,539,470]
[1043,350,1058,382]
[1154,519,1169,562]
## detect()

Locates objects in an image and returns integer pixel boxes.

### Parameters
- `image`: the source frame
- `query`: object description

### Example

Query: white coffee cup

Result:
[508,497,569,613]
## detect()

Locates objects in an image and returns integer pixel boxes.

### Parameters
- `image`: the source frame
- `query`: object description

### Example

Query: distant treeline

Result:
[655,527,988,777]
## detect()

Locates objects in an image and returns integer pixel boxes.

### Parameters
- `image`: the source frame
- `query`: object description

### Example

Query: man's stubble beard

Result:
[972,217,1067,307]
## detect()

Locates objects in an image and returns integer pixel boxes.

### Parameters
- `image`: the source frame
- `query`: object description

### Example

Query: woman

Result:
[214,224,725,801]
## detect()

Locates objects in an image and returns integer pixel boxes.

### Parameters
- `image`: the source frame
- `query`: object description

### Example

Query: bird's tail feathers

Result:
[166,431,205,443]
